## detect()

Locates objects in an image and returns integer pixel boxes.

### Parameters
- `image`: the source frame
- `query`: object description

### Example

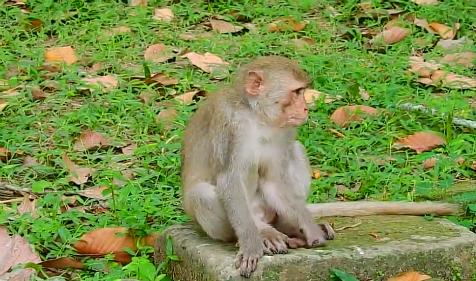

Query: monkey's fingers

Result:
[287,238,306,249]
[319,222,336,240]
[236,253,260,278]
[263,240,275,255]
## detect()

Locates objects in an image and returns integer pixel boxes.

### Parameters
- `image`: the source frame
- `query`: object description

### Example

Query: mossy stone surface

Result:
[154,216,476,281]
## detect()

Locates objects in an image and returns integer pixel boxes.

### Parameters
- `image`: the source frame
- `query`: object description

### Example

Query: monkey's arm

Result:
[306,201,460,218]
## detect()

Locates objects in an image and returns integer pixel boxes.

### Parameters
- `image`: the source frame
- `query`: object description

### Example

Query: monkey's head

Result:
[237,56,310,128]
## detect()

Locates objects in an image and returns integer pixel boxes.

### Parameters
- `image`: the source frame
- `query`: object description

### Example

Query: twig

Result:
[398,103,476,129]
[335,220,362,232]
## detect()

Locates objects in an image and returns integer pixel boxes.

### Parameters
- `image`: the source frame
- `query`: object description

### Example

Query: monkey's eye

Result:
[295,88,305,96]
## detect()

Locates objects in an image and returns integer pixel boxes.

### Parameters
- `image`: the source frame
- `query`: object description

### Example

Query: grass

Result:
[1,0,476,280]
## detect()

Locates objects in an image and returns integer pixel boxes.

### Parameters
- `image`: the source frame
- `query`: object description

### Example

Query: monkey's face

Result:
[276,87,309,127]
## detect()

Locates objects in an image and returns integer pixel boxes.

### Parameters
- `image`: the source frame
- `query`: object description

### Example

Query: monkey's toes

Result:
[236,255,260,278]
[319,223,336,240]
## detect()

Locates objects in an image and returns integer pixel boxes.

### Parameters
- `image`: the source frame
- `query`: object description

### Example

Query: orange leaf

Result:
[62,154,94,185]
[370,26,411,46]
[430,22,459,40]
[40,257,86,270]
[386,270,432,281]
[0,147,24,162]
[210,19,243,33]
[73,227,157,263]
[44,46,78,66]
[144,44,174,63]
[393,131,446,154]
[422,158,437,170]
[182,52,229,73]
[268,17,307,32]
[74,130,110,152]
[153,8,174,22]
[330,105,380,127]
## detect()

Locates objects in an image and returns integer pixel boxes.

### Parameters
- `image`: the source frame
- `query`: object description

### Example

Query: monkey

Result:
[180,55,459,278]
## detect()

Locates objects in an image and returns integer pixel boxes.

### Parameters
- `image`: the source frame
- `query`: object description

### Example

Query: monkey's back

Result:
[181,89,238,188]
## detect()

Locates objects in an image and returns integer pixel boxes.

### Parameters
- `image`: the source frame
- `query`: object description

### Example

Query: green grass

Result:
[1,0,476,280]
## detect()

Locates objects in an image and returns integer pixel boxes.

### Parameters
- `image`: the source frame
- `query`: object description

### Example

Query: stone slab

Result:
[154,216,476,281]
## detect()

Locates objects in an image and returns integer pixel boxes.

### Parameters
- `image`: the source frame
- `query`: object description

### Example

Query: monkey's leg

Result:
[185,182,236,242]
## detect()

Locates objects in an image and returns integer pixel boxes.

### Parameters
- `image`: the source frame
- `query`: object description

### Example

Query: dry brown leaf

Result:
[422,158,437,170]
[153,8,174,22]
[81,75,118,93]
[437,36,473,50]
[121,144,137,155]
[393,131,446,154]
[78,186,111,199]
[17,194,37,215]
[368,232,381,240]
[304,89,342,104]
[0,99,7,112]
[44,46,78,66]
[174,90,206,105]
[415,77,437,86]
[455,157,465,165]
[156,108,178,124]
[431,70,476,89]
[182,52,229,74]
[40,257,86,270]
[413,18,435,33]
[289,38,315,49]
[31,86,49,100]
[210,19,243,33]
[103,26,131,37]
[73,227,157,263]
[62,154,94,185]
[330,105,380,127]
[441,52,476,68]
[144,44,175,63]
[130,0,147,6]
[386,270,432,281]
[179,34,198,41]
[268,17,307,32]
[0,226,41,278]
[74,130,110,152]
[408,0,438,5]
[359,87,370,100]
[22,156,39,168]
[370,26,411,46]
[0,147,24,162]
[430,22,459,39]
[312,168,322,179]
[408,56,441,78]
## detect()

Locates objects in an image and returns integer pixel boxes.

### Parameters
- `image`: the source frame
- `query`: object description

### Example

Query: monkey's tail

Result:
[306,201,460,218]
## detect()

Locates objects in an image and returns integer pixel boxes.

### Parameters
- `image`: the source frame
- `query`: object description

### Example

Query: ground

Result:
[0,0,476,280]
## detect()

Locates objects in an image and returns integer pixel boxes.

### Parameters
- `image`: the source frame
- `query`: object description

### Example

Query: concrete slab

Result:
[154,215,476,281]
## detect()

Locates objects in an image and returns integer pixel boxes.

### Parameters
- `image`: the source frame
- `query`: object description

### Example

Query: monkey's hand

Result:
[234,236,267,278]
[303,222,328,248]
[260,226,289,254]
[318,222,336,240]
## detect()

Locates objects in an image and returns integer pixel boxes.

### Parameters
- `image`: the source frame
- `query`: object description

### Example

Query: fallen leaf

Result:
[370,26,411,46]
[336,185,349,194]
[455,157,465,165]
[78,186,111,199]
[415,77,437,86]
[74,130,110,152]
[0,99,8,112]
[17,194,37,215]
[73,227,157,263]
[431,70,476,89]
[179,34,198,41]
[130,0,147,6]
[80,75,118,93]
[422,158,437,170]
[412,18,435,33]
[289,38,315,48]
[393,131,446,154]
[210,19,243,33]
[144,44,175,63]
[408,56,441,78]
[40,257,86,270]
[44,46,78,66]
[103,26,131,37]
[430,22,459,39]
[0,148,24,162]
[0,226,41,278]
[386,270,432,281]
[156,108,178,124]
[408,0,438,5]
[368,232,381,240]
[153,8,174,22]
[329,128,345,138]
[62,154,94,185]
[359,87,370,100]
[31,86,49,100]
[436,36,473,50]
[22,156,39,168]
[268,17,307,32]
[304,89,342,104]
[330,105,380,127]
[441,52,476,68]
[182,52,229,74]
[312,168,322,179]
[174,90,206,105]
[121,144,137,155]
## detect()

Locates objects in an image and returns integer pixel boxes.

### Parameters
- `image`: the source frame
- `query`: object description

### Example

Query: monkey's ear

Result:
[245,71,264,96]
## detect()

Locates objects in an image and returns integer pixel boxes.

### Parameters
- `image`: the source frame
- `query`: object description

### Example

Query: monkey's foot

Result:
[260,227,289,254]
[318,222,336,240]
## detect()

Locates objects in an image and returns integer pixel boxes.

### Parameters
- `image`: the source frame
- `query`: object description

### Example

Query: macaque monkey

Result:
[180,56,459,278]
